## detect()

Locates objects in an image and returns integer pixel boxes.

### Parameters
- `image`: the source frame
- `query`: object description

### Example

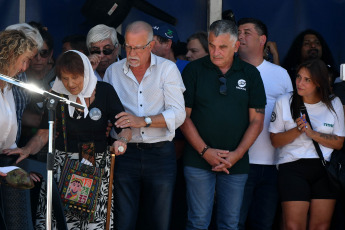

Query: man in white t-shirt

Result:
[237,18,293,230]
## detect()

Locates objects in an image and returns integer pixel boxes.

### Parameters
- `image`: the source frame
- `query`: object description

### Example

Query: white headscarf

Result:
[52,50,97,118]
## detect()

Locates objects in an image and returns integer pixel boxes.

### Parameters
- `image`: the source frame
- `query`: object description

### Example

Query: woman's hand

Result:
[2,148,30,164]
[295,114,314,137]
[30,172,42,182]
[112,140,127,156]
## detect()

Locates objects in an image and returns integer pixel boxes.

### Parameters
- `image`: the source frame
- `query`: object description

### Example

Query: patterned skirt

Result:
[34,149,114,230]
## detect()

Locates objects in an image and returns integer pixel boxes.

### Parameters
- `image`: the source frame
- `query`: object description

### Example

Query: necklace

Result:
[75,109,83,119]
[75,97,91,119]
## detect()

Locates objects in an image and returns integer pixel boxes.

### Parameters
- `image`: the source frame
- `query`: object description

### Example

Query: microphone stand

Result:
[0,74,84,230]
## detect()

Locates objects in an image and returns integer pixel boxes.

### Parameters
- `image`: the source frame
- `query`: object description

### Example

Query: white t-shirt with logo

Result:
[269,92,345,165]
[248,60,293,165]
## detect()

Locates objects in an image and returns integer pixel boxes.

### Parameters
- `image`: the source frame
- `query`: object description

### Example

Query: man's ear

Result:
[234,40,240,52]
[260,35,267,47]
[166,39,173,49]
[148,40,156,52]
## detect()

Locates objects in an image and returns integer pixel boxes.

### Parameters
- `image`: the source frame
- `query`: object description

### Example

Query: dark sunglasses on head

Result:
[35,49,50,58]
[218,75,227,95]
[90,48,114,56]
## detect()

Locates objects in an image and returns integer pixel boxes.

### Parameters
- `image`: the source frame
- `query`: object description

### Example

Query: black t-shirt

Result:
[40,82,124,153]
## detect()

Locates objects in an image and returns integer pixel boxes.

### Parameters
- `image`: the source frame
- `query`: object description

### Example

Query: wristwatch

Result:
[144,116,152,127]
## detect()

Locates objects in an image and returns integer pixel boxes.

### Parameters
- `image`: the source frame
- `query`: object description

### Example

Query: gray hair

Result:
[125,21,153,43]
[86,24,119,49]
[209,20,238,45]
[5,23,43,50]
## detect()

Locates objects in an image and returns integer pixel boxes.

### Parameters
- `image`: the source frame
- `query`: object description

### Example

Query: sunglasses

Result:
[35,49,51,58]
[90,48,115,56]
[218,75,227,95]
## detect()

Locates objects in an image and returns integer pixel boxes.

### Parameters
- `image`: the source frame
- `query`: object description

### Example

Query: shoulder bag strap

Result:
[302,105,327,166]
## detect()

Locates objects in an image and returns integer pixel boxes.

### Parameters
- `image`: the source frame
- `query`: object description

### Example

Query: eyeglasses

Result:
[34,49,50,58]
[218,75,227,95]
[89,47,115,56]
[123,41,152,53]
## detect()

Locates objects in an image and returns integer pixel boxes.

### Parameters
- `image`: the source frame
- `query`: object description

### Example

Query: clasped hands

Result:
[203,148,237,174]
[295,114,314,137]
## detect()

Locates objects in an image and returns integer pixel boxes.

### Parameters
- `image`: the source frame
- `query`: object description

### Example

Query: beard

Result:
[127,56,140,67]
[307,48,320,59]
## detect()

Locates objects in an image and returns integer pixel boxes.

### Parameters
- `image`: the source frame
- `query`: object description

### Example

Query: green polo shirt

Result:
[182,55,266,174]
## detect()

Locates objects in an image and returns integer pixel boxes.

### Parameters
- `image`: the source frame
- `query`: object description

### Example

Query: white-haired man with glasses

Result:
[86,24,120,81]
[180,20,266,230]
[103,21,186,230]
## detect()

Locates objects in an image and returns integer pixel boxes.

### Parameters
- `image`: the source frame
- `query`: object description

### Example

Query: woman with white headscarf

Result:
[5,50,131,229]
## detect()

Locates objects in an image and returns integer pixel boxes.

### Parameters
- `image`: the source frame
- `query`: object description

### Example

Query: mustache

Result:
[128,56,140,61]
[307,49,319,54]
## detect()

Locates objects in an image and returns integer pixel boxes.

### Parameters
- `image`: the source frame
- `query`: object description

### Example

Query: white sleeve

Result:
[269,96,286,133]
[161,63,186,132]
[332,97,345,137]
[283,70,293,93]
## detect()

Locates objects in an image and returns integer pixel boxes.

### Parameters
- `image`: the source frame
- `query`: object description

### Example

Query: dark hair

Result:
[155,35,183,58]
[237,17,268,37]
[290,59,335,120]
[187,31,209,54]
[222,9,236,23]
[62,34,89,55]
[55,51,84,79]
[28,21,54,51]
[283,29,336,78]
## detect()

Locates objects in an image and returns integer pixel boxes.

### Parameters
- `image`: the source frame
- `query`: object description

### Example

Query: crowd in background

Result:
[0,11,345,230]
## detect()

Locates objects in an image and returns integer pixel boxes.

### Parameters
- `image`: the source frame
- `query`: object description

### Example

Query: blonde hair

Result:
[0,30,37,89]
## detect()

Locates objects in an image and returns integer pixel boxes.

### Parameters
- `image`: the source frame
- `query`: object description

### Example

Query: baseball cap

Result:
[152,24,179,43]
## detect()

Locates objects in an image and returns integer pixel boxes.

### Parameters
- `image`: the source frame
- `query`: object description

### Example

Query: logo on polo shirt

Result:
[236,79,246,91]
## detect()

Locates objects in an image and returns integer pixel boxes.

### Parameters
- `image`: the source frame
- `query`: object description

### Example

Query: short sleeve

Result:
[248,67,266,108]
[332,97,345,137]
[269,95,286,133]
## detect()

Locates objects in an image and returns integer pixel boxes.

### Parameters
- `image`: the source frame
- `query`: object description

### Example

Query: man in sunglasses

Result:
[237,17,292,230]
[180,20,266,230]
[86,24,120,81]
[104,21,186,230]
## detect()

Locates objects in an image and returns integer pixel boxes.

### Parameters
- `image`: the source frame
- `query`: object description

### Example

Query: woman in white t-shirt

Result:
[269,59,345,230]
[0,30,37,176]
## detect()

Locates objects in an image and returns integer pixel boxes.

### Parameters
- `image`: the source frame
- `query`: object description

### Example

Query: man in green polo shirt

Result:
[180,20,266,230]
